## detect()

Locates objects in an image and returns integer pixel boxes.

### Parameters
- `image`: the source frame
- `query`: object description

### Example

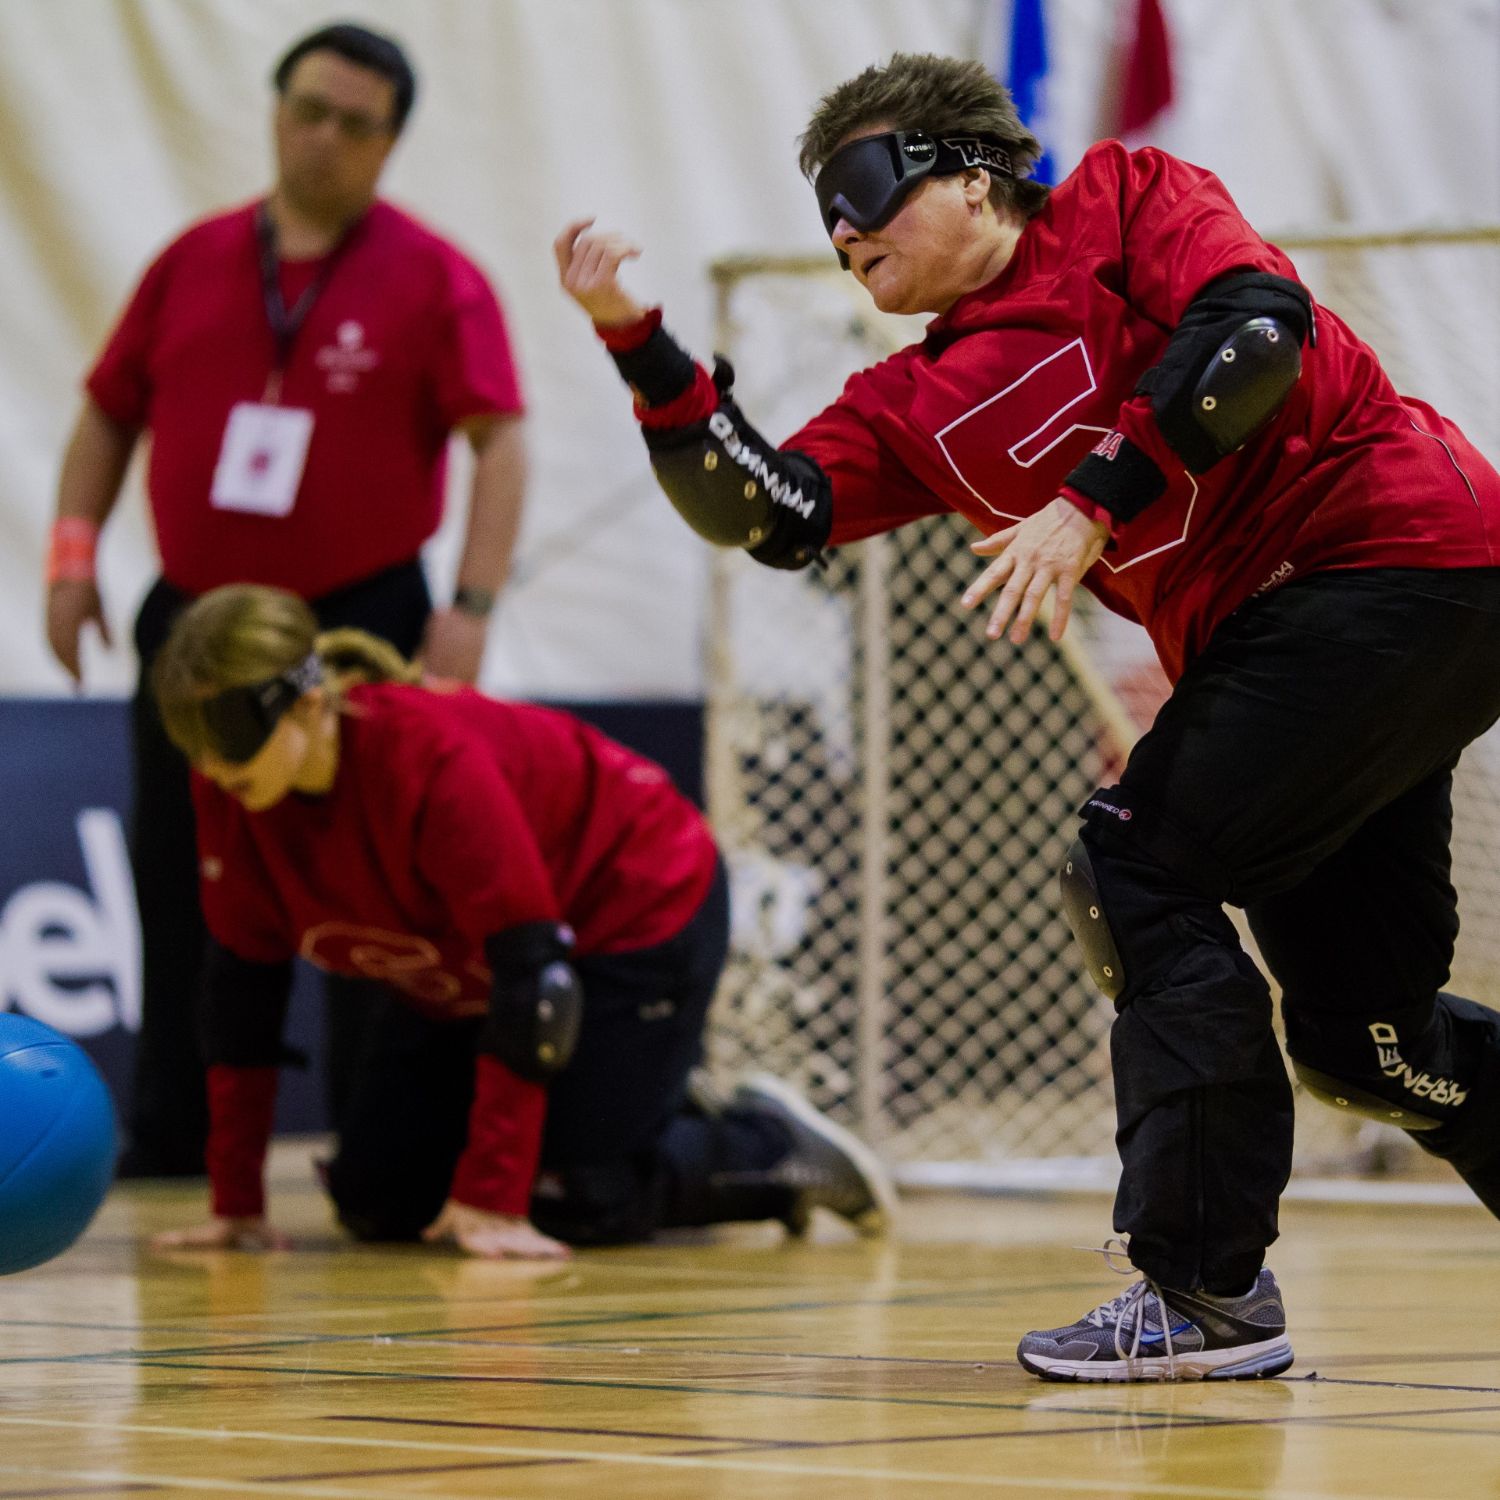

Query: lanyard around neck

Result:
[254,202,365,398]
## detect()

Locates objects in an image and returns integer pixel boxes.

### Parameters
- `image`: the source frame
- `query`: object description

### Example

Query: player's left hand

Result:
[961,497,1109,643]
[420,606,488,684]
[421,1200,573,1261]
[150,1216,292,1252]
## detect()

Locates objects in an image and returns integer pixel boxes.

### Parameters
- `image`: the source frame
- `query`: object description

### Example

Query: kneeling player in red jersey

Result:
[558,52,1500,1376]
[148,584,893,1259]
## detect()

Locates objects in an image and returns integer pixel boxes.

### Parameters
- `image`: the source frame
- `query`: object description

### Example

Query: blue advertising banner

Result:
[0,697,703,1137]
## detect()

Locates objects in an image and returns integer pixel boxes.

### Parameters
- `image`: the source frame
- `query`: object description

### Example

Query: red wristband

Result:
[46,518,99,584]
[594,307,662,353]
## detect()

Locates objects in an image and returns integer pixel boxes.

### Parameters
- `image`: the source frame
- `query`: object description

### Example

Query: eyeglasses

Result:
[281,90,394,142]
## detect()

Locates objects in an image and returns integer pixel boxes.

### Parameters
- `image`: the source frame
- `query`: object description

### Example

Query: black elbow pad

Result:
[645,359,832,569]
[481,921,583,1083]
[1140,272,1314,474]
[1179,316,1301,469]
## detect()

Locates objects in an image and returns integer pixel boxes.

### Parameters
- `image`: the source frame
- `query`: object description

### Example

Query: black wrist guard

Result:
[1064,433,1168,524]
[644,358,833,570]
[608,321,698,408]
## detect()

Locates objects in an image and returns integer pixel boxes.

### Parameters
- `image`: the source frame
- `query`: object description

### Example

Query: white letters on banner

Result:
[0,809,141,1036]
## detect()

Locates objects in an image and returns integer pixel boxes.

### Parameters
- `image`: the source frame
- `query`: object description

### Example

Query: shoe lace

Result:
[1073,1236,1180,1376]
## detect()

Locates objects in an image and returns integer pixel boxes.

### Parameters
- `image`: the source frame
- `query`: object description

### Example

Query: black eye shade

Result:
[200,654,322,765]
[814,131,1015,238]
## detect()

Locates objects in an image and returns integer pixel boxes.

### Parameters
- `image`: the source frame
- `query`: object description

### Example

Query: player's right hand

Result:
[422,1198,572,1261]
[554,218,648,328]
[151,1216,293,1252]
[46,578,111,684]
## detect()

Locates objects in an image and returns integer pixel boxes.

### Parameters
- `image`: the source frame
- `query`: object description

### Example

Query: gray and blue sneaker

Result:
[1017,1260,1293,1382]
[733,1074,897,1236]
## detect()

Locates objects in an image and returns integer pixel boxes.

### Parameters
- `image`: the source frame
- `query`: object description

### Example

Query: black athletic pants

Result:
[126,561,432,1173]
[324,864,798,1245]
[1077,568,1500,1294]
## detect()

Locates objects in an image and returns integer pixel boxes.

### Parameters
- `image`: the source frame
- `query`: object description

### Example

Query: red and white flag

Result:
[1119,0,1176,139]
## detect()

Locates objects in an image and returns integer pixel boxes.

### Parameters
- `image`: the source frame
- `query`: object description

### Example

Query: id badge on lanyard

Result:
[210,401,314,517]
[210,204,358,517]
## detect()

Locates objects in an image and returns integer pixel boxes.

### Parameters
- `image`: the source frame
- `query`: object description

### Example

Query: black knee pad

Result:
[1284,996,1488,1134]
[1059,837,1125,1000]
[1288,1055,1447,1132]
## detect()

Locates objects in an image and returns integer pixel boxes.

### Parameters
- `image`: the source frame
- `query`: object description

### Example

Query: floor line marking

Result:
[0,1284,1056,1369]
[0,1423,1436,1500]
[126,1358,1028,1410]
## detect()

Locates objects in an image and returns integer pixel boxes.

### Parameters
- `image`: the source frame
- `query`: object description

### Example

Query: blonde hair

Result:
[152,584,420,761]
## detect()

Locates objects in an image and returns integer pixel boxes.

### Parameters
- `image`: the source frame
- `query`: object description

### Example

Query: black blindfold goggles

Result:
[814,131,1015,268]
[200,653,323,765]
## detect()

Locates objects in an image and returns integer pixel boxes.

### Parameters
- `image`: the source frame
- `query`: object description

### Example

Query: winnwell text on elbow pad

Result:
[644,361,832,570]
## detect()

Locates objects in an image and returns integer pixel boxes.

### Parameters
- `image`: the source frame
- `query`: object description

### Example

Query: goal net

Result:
[701,226,1500,1190]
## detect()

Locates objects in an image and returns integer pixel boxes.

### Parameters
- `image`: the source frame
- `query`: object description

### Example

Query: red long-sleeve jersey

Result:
[786,142,1500,680]
[194,681,718,1219]
[612,143,1500,682]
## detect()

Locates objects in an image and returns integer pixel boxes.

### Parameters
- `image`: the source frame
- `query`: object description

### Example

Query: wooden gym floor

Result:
[1,1142,1497,1499]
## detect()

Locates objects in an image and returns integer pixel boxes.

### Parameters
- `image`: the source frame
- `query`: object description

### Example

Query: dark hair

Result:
[273,22,417,133]
[800,53,1050,219]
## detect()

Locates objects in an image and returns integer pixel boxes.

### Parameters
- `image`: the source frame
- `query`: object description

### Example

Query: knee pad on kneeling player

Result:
[1059,838,1125,1000]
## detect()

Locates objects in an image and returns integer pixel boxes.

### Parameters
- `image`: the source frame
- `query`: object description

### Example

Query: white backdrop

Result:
[1,0,1496,700]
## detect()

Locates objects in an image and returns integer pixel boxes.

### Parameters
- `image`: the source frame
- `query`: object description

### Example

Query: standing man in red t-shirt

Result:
[44,23,528,1178]
[557,53,1500,1380]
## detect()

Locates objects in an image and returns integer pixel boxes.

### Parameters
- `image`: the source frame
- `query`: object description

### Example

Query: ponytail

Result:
[315,628,422,690]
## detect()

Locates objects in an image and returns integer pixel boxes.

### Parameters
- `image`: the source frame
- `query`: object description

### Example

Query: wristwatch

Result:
[452,585,497,619]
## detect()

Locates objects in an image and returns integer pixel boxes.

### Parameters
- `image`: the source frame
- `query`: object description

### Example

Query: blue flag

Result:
[1005,0,1056,184]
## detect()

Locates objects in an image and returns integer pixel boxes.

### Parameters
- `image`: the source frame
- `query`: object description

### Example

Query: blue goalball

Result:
[0,1013,119,1275]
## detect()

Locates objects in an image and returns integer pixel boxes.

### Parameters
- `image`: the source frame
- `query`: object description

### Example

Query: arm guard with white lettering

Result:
[643,360,833,572]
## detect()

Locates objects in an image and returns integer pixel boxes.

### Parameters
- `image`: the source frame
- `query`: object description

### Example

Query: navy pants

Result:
[126,562,432,1172]
[324,865,796,1246]
[1078,568,1500,1293]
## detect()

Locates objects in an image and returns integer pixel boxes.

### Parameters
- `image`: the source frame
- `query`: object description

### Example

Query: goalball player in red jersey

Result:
[557,53,1500,1376]
[147,585,894,1259]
